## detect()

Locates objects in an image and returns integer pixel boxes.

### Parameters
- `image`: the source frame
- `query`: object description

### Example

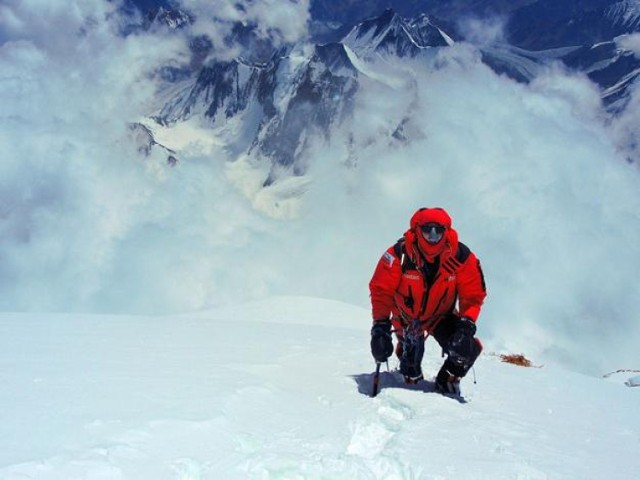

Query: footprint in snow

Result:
[171,458,203,480]
[346,396,414,459]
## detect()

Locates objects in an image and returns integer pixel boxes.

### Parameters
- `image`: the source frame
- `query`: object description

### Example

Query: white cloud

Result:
[296,44,640,375]
[457,15,507,45]
[180,0,310,49]
[243,0,310,43]
[0,0,117,54]
[615,32,640,56]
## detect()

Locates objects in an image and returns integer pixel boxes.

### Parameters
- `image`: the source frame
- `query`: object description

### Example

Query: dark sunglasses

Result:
[420,223,445,244]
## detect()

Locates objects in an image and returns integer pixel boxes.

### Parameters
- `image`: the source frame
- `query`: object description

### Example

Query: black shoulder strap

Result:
[455,242,471,263]
[441,242,471,275]
[393,238,404,258]
[393,238,417,273]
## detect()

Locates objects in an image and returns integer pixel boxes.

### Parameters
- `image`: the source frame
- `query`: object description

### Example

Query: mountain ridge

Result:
[137,3,640,192]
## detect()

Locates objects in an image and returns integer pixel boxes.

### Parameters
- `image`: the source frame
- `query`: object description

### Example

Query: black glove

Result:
[446,317,476,366]
[455,316,476,336]
[370,320,393,363]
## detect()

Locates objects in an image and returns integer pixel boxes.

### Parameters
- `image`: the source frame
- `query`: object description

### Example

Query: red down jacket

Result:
[369,208,486,334]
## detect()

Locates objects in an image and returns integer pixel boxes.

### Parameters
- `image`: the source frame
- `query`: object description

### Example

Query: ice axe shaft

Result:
[371,362,382,397]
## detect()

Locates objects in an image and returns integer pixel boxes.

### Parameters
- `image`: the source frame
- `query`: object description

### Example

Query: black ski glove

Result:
[370,320,393,363]
[446,316,476,367]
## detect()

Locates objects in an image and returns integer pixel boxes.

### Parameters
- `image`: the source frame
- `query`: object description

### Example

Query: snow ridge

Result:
[606,0,640,29]
[1,298,639,479]
[342,8,449,59]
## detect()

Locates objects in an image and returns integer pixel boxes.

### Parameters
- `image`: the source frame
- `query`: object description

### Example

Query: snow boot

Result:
[400,362,424,384]
[398,329,425,385]
[435,365,461,396]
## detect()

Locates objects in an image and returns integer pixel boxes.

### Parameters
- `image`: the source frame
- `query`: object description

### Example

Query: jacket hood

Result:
[405,207,457,262]
[409,207,452,230]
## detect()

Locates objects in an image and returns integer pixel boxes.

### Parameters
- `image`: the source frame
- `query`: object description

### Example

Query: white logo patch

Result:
[382,251,395,266]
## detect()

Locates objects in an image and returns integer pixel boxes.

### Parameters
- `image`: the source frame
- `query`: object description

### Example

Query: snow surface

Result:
[1,297,638,480]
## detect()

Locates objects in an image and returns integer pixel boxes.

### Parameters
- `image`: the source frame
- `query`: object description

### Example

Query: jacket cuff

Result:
[461,306,480,322]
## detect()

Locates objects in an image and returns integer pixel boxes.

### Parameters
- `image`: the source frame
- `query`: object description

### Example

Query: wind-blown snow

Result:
[0,297,638,479]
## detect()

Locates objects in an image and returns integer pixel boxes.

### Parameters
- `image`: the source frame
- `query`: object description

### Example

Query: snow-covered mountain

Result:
[139,3,640,187]
[145,6,193,30]
[606,0,640,30]
[145,8,453,185]
[153,42,359,181]
[562,39,640,110]
[1,297,638,479]
[504,0,639,50]
[493,1,640,109]
[342,8,452,59]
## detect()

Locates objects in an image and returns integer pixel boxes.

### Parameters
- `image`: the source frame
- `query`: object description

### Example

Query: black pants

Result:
[432,314,483,377]
[397,314,482,378]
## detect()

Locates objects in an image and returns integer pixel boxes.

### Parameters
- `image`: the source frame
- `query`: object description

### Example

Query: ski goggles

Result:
[420,223,446,244]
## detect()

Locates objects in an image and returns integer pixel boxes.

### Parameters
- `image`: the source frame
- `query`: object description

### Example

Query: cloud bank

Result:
[299,47,640,375]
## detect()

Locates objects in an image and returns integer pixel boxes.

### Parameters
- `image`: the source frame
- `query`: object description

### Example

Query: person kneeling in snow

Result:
[368,207,487,395]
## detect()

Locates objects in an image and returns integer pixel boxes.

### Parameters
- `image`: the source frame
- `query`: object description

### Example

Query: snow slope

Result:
[1,297,638,479]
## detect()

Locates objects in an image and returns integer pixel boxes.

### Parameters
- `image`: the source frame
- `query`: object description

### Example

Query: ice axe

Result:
[371,361,388,397]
